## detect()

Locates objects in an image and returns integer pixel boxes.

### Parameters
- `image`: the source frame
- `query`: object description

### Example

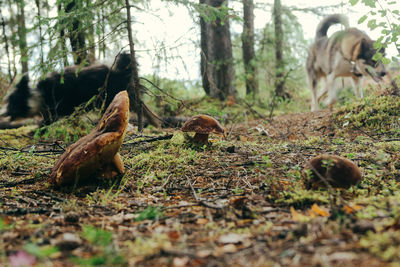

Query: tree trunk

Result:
[125,0,161,130]
[7,0,17,77]
[273,0,285,98]
[57,3,69,67]
[65,0,87,65]
[242,0,258,97]
[200,0,236,101]
[87,0,96,63]
[35,0,44,67]
[0,10,13,81]
[16,0,28,73]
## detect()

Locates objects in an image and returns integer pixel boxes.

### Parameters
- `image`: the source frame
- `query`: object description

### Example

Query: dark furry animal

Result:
[0,53,133,125]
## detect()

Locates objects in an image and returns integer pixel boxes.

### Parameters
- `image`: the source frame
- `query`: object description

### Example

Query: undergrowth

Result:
[334,95,400,137]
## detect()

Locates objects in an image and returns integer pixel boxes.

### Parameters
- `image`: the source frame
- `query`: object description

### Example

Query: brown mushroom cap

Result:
[181,114,225,144]
[306,154,362,189]
[49,91,129,186]
[181,114,224,135]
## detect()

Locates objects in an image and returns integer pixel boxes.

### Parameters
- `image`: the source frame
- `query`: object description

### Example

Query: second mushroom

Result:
[181,114,225,145]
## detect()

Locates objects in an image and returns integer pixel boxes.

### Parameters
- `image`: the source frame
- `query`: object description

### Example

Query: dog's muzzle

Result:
[365,65,386,83]
[351,62,363,77]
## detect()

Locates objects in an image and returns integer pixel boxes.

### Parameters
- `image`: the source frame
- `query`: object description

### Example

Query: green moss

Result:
[33,114,95,143]
[361,231,400,261]
[335,95,400,137]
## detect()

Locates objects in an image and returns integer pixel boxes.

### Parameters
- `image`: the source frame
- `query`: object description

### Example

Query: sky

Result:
[1,0,398,82]
[132,0,399,81]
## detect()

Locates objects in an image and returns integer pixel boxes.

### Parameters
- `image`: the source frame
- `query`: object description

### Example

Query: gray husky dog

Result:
[306,14,386,111]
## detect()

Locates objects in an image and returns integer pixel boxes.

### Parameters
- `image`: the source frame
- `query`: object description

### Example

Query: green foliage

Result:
[350,0,400,63]
[361,231,400,261]
[136,206,163,221]
[73,225,126,266]
[141,75,204,116]
[197,1,238,25]
[82,225,113,247]
[33,112,95,143]
[24,243,59,259]
[334,95,400,137]
[232,5,309,109]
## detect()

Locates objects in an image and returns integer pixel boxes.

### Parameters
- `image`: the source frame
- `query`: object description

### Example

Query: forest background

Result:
[0,0,398,117]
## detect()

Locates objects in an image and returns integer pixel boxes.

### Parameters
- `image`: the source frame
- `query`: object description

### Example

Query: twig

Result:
[1,207,60,215]
[122,134,173,147]
[0,176,45,188]
[186,175,225,210]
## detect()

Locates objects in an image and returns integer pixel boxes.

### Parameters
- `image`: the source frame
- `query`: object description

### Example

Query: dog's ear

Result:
[357,38,375,61]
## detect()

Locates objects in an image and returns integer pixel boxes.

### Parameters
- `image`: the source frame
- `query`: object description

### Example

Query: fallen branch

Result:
[123,134,173,147]
[0,176,45,188]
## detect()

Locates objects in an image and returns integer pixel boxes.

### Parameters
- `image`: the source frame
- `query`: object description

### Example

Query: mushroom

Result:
[306,154,362,189]
[49,90,129,187]
[181,114,225,144]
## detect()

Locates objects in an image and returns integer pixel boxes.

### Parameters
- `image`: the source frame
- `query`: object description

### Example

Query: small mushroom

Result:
[181,114,225,144]
[49,91,129,187]
[306,154,362,189]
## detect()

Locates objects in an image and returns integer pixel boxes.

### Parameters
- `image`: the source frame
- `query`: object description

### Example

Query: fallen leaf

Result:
[196,218,209,225]
[168,231,181,241]
[309,203,330,217]
[214,244,238,256]
[218,233,248,244]
[173,257,189,267]
[290,206,310,222]
[343,204,363,214]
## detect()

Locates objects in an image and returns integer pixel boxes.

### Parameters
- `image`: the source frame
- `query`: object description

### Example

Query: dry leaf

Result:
[309,203,330,217]
[218,233,248,244]
[214,244,238,256]
[196,218,209,225]
[343,204,363,214]
[168,231,181,241]
[173,257,189,267]
[290,206,310,222]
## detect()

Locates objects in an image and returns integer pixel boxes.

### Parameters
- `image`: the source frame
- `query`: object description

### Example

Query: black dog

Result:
[0,53,132,125]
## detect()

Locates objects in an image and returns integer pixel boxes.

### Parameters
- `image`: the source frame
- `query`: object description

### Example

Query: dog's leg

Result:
[324,73,337,107]
[310,76,319,111]
[317,78,328,103]
[351,76,363,98]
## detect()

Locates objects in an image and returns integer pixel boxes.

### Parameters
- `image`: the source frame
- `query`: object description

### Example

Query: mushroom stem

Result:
[193,133,209,144]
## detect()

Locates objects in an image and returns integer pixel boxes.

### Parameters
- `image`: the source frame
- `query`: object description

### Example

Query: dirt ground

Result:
[1,106,399,266]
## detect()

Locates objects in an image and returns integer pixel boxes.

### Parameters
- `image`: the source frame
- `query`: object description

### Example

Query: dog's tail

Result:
[316,14,349,39]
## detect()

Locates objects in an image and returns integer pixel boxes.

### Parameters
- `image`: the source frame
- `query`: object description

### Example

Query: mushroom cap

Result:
[50,91,129,186]
[307,154,362,189]
[181,115,225,135]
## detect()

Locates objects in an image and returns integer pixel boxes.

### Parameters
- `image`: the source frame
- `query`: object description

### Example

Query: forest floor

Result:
[1,94,400,266]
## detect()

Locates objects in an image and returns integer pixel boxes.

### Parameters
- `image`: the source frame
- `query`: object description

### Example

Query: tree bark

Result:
[7,0,17,77]
[0,9,13,81]
[57,3,69,67]
[16,0,28,73]
[125,0,161,130]
[35,0,44,67]
[125,0,143,131]
[200,0,236,101]
[65,0,87,65]
[273,0,285,98]
[87,0,96,63]
[242,0,258,97]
